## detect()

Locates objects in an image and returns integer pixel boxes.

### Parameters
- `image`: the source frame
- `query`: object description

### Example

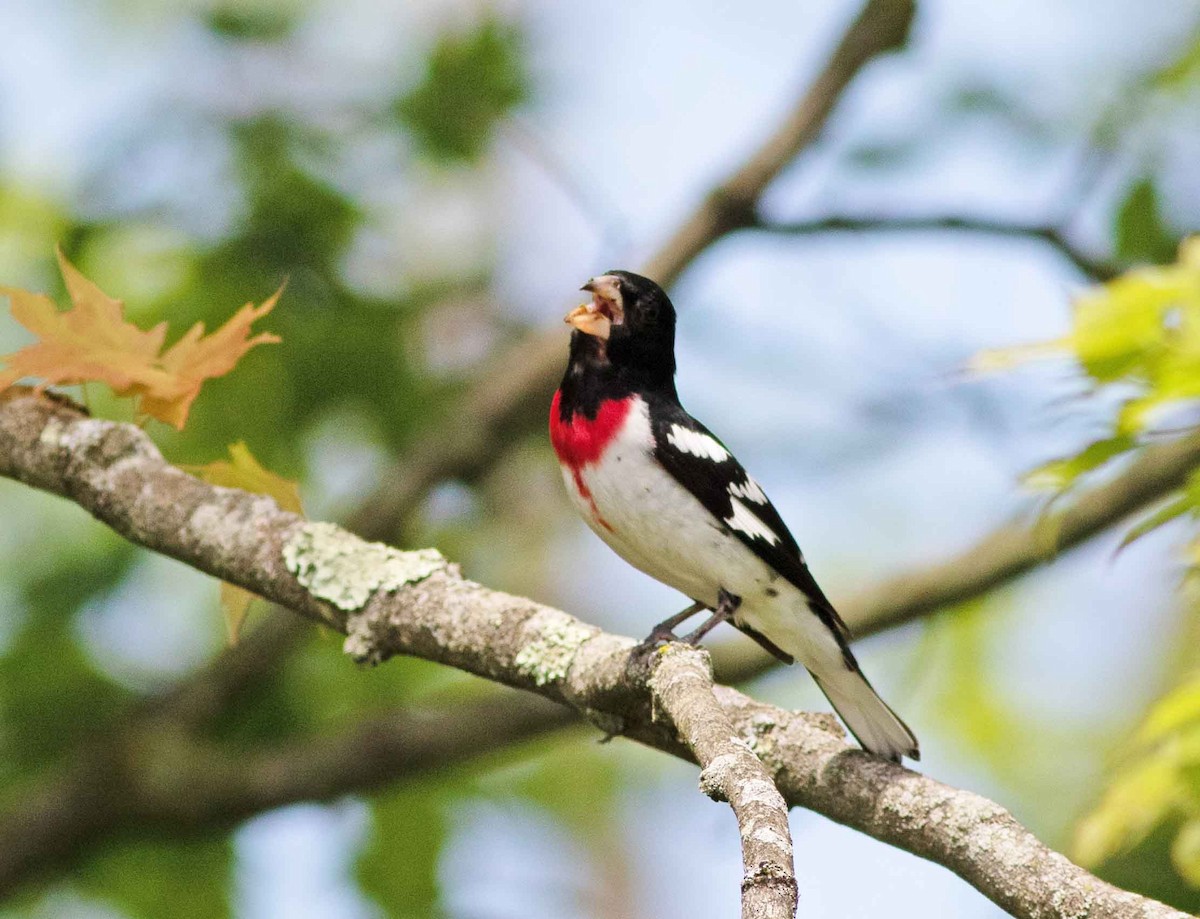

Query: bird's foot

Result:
[679,589,741,645]
[632,600,707,657]
[631,626,679,657]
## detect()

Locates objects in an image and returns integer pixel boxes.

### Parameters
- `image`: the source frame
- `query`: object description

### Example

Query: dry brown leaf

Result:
[0,250,171,396]
[139,292,282,429]
[188,441,303,643]
[0,249,280,429]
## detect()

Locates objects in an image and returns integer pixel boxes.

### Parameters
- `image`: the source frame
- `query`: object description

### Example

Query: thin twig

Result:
[750,213,1119,281]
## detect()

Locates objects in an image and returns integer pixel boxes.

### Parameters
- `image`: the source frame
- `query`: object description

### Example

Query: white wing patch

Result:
[725,497,779,545]
[666,424,729,462]
[728,476,767,504]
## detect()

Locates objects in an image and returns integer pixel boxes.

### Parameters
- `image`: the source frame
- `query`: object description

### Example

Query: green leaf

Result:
[205,2,300,42]
[1071,273,1182,381]
[1115,179,1177,266]
[1172,820,1200,887]
[395,18,529,162]
[1023,435,1135,491]
[1152,33,1200,92]
[1136,673,1200,745]
[356,784,447,917]
[1075,664,1200,889]
[77,837,232,919]
[1074,757,1183,867]
[1119,495,1194,551]
[1115,311,1200,434]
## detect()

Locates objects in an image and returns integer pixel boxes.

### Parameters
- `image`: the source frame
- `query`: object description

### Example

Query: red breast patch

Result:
[549,391,633,531]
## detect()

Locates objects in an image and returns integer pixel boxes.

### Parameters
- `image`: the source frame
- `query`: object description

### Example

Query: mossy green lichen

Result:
[282,521,444,611]
[514,617,594,686]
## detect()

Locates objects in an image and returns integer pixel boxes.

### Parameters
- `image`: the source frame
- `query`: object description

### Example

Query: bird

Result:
[549,270,919,762]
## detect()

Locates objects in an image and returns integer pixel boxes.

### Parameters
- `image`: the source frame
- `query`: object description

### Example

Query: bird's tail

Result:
[811,666,919,763]
[738,592,918,761]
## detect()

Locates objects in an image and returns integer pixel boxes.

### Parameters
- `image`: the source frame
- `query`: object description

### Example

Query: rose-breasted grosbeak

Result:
[550,270,919,762]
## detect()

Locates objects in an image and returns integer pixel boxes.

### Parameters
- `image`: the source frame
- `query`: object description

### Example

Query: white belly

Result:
[558,396,847,672]
[562,399,720,602]
[567,450,767,608]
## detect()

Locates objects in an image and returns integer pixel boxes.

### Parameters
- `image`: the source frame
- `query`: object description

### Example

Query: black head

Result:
[563,270,677,392]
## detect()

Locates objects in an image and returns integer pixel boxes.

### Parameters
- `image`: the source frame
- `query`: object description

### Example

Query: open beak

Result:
[564,275,623,340]
[564,302,611,339]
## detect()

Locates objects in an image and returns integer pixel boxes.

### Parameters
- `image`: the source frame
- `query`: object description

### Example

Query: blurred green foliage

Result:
[988,238,1200,901]
[1115,180,1177,267]
[78,838,233,919]
[357,783,448,917]
[1073,669,1200,912]
[1003,238,1200,502]
[395,17,529,163]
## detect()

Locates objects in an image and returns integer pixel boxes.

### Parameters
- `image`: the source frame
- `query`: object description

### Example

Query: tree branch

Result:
[0,390,1188,919]
[650,648,797,919]
[641,0,916,284]
[0,689,578,893]
[137,607,308,728]
[129,692,579,828]
[750,214,1120,281]
[844,429,1200,637]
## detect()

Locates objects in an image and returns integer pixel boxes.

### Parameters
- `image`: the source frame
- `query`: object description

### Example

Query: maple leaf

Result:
[187,442,303,643]
[0,249,280,429]
[138,292,283,429]
[0,250,172,396]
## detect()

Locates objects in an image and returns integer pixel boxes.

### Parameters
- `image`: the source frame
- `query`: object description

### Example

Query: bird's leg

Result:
[680,589,741,645]
[635,600,707,653]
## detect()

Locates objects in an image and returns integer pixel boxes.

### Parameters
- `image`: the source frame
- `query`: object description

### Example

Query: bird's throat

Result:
[549,390,635,532]
[549,390,633,470]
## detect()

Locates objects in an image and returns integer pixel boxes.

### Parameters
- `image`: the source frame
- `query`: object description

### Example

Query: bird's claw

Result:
[631,628,677,660]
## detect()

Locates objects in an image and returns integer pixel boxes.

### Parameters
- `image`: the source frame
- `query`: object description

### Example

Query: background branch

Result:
[750,214,1120,281]
[640,0,916,284]
[844,429,1200,636]
[0,389,1188,919]
[0,688,577,896]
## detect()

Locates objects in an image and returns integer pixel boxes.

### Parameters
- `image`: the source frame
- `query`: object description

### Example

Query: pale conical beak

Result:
[564,302,611,340]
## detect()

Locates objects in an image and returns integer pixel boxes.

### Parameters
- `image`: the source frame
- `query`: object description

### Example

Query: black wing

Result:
[647,396,851,645]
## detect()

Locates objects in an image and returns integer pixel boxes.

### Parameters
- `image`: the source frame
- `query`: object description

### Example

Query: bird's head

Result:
[563,270,676,385]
